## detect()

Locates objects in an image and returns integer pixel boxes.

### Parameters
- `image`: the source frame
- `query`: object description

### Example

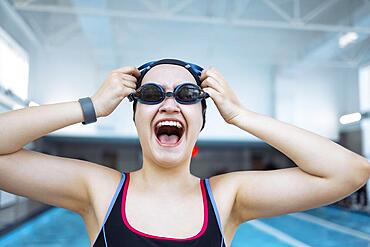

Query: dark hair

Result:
[132,59,207,131]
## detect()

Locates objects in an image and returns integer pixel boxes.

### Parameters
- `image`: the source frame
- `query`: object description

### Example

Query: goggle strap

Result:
[202,92,210,99]
[137,59,203,85]
[138,61,154,71]
[127,93,135,102]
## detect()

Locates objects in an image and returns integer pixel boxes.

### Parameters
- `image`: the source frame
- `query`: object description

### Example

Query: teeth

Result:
[156,120,183,129]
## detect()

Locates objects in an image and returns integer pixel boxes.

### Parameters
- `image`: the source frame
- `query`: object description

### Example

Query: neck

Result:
[132,155,199,194]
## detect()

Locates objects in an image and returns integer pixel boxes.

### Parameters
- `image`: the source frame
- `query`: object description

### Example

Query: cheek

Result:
[183,104,203,131]
[135,104,158,134]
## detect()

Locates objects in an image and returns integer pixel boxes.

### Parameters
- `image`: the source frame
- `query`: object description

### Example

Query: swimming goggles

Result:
[128,82,209,105]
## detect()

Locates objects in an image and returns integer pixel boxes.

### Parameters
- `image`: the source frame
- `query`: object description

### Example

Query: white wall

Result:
[359,64,370,206]
[275,67,359,141]
[359,64,370,159]
[199,64,273,141]
[29,37,102,136]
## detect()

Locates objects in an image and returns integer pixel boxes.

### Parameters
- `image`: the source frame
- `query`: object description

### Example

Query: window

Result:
[0,27,29,100]
[359,64,370,160]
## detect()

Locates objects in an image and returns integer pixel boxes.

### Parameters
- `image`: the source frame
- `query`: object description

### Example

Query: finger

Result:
[125,88,136,96]
[122,88,136,100]
[203,87,222,102]
[200,69,217,82]
[113,66,140,76]
[207,75,223,87]
[207,66,222,76]
[113,66,141,78]
[200,68,209,81]
[113,72,138,82]
[205,70,225,84]
[121,80,137,89]
[200,67,226,85]
[111,75,137,89]
[124,73,138,82]
[201,77,223,93]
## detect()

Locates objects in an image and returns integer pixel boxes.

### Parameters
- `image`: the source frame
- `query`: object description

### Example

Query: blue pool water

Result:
[0,206,369,246]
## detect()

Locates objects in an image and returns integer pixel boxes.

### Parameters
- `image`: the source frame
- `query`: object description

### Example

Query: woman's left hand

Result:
[200,67,246,125]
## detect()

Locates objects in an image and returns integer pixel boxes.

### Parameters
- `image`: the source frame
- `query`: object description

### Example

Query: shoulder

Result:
[82,165,123,217]
[207,171,244,195]
[83,164,123,194]
[206,171,244,223]
[80,165,123,243]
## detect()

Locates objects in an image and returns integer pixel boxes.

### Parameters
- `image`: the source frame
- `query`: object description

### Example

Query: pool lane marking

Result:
[248,220,311,247]
[290,212,370,241]
[0,208,61,245]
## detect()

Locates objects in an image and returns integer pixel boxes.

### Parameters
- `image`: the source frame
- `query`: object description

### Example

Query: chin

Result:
[152,149,189,167]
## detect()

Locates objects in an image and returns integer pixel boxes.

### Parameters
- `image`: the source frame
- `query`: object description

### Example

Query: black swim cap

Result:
[132,59,207,131]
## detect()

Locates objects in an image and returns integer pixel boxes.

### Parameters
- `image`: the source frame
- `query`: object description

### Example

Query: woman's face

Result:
[135,64,203,168]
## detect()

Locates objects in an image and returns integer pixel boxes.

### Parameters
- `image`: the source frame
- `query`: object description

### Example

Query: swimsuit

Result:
[93,172,227,246]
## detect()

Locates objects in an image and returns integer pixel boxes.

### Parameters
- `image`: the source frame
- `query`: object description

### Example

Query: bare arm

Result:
[231,109,370,222]
[233,109,370,182]
[0,101,84,155]
[0,66,140,215]
[0,101,96,215]
[0,65,140,155]
[0,149,116,215]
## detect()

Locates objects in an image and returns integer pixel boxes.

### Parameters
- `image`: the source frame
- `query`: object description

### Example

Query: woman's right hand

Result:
[91,66,141,118]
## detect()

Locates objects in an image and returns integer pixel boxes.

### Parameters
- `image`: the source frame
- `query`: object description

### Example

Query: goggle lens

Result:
[129,82,209,105]
[138,84,164,103]
[176,84,201,102]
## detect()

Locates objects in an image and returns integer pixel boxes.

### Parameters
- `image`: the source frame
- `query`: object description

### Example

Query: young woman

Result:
[0,58,369,247]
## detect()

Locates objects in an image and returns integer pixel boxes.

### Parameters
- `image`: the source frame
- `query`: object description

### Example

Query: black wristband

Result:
[78,97,97,125]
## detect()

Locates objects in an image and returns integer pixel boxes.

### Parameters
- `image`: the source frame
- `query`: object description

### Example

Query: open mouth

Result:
[154,121,185,147]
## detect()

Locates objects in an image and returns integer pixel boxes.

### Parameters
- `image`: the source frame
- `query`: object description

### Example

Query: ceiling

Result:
[7,0,370,74]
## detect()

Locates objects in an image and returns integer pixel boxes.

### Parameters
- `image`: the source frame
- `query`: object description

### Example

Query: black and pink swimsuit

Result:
[92,172,227,246]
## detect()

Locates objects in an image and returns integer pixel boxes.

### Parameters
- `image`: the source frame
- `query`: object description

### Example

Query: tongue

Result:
[158,134,179,145]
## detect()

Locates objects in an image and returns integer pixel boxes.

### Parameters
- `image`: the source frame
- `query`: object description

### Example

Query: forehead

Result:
[141,64,197,89]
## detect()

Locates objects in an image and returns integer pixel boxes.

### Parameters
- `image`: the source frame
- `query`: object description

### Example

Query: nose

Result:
[158,92,180,114]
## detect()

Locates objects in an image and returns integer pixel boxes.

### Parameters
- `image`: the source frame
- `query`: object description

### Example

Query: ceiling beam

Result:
[233,19,370,33]
[46,23,79,45]
[232,0,252,19]
[161,0,169,13]
[168,0,196,15]
[13,3,370,34]
[302,0,339,23]
[1,0,41,48]
[15,0,38,7]
[137,0,159,13]
[293,0,300,21]
[353,39,370,64]
[262,0,293,22]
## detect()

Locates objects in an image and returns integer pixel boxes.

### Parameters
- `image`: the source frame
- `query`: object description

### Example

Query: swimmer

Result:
[0,58,369,247]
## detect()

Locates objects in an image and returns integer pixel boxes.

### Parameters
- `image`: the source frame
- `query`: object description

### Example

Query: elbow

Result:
[353,159,370,188]
[363,159,370,181]
[332,158,370,189]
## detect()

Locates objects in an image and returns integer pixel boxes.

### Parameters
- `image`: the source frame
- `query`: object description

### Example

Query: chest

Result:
[125,189,205,238]
[86,176,238,246]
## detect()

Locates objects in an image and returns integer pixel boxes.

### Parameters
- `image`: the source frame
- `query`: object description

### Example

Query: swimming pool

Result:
[0,206,369,246]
